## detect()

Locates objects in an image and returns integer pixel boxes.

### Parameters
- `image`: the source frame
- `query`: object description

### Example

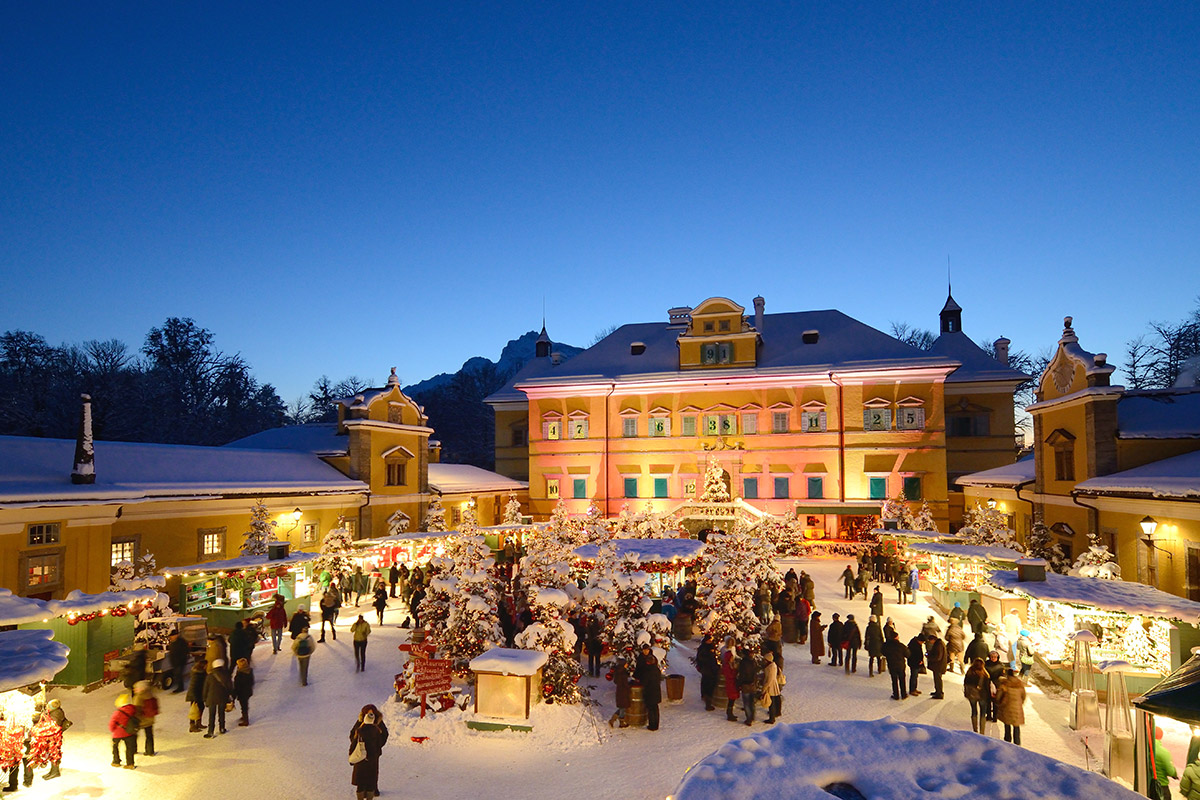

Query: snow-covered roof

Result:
[354,530,455,546]
[874,528,964,542]
[225,423,348,455]
[46,588,159,616]
[165,550,322,575]
[573,538,705,562]
[0,589,52,626]
[927,330,1030,384]
[427,463,528,495]
[906,542,1024,562]
[469,647,548,676]
[0,630,70,692]
[1118,388,1200,439]
[671,718,1139,800]
[989,569,1200,622]
[488,309,960,403]
[1074,449,1200,501]
[0,435,367,507]
[955,455,1036,488]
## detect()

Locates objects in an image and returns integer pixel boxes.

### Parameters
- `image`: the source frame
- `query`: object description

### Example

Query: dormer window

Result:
[704,321,714,332]
[648,408,671,437]
[800,400,826,433]
[1046,429,1076,481]
[719,319,731,332]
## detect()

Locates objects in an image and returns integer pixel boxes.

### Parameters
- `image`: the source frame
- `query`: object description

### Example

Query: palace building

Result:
[487,295,1027,534]
[960,316,1200,599]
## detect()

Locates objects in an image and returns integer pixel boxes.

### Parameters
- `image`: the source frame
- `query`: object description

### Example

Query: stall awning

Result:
[1134,655,1200,726]
[793,504,881,515]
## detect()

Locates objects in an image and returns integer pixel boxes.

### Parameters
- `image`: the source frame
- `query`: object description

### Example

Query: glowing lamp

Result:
[292,508,303,522]
[986,498,997,510]
[1140,516,1158,537]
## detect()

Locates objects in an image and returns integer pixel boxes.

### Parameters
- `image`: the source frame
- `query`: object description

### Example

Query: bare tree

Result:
[1122,335,1155,389]
[333,375,370,397]
[589,324,619,346]
[890,321,936,350]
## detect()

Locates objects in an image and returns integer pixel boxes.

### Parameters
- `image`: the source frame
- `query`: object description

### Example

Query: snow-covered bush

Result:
[1071,530,1121,579]
[515,586,583,704]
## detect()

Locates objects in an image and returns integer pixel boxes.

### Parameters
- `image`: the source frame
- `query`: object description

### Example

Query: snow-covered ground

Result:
[22,558,1121,799]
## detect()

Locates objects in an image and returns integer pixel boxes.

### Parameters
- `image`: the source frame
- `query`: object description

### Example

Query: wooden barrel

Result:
[673,613,693,642]
[665,674,685,703]
[713,675,729,703]
[626,684,647,728]
[411,628,426,646]
[781,615,798,644]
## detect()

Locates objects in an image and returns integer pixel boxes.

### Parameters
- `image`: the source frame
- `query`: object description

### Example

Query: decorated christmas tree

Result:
[958,502,1018,547]
[520,503,578,589]
[1071,529,1121,579]
[630,502,671,538]
[881,493,916,528]
[417,558,456,647]
[1025,520,1070,573]
[425,498,447,532]
[312,522,355,578]
[1121,616,1158,668]
[240,499,278,556]
[545,499,583,547]
[581,501,610,544]
[110,550,163,591]
[697,524,779,653]
[608,564,673,670]
[515,585,583,704]
[442,533,504,674]
[580,539,620,623]
[700,459,731,503]
[910,501,938,533]
[503,492,523,525]
[612,503,635,535]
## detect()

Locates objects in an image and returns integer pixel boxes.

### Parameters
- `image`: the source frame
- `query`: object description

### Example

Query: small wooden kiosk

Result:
[164,550,318,632]
[467,647,548,732]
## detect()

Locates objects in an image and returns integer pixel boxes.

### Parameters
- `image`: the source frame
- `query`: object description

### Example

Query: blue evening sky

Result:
[2,3,1197,403]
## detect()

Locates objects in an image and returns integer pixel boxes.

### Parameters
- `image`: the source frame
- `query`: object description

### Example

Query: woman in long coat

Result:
[994,670,1027,746]
[634,645,663,731]
[609,658,631,727]
[864,615,885,677]
[350,703,389,800]
[809,611,826,664]
[721,646,740,721]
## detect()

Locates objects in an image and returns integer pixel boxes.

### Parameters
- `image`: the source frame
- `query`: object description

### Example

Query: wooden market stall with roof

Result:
[0,629,70,763]
[572,538,706,599]
[988,565,1200,696]
[904,541,1026,619]
[163,545,319,633]
[5,588,158,687]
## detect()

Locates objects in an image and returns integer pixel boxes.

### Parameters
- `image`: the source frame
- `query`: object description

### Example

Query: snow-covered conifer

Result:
[442,534,503,673]
[515,585,583,703]
[1024,520,1070,573]
[240,499,278,556]
[1071,529,1121,579]
[700,459,731,503]
[426,498,447,532]
[503,493,523,525]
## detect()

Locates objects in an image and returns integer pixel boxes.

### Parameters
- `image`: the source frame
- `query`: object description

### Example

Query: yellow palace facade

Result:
[488,295,1027,534]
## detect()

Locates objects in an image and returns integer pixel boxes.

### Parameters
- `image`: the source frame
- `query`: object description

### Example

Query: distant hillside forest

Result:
[0,319,581,468]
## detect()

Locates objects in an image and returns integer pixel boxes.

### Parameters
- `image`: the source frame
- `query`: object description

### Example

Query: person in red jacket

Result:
[108,694,139,769]
[267,595,289,654]
[721,644,741,722]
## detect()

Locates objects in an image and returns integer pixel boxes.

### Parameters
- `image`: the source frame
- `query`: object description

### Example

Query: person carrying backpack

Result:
[108,694,139,769]
[293,631,315,686]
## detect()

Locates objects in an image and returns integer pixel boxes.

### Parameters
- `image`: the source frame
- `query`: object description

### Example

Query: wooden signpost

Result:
[413,658,453,717]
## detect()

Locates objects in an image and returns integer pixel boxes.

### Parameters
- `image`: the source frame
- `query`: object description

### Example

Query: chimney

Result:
[753,296,765,333]
[1016,558,1047,582]
[71,394,95,485]
[993,337,1010,365]
[667,307,692,328]
[551,351,564,366]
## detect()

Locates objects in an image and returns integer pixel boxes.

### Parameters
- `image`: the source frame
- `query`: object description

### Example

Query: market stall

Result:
[351,530,457,573]
[164,551,318,632]
[0,629,70,778]
[15,589,158,687]
[905,542,1024,618]
[873,528,964,558]
[572,538,705,598]
[989,569,1200,697]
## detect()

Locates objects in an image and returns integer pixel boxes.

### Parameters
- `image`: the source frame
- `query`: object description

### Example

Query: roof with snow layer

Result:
[0,434,366,507]
[989,569,1200,622]
[1118,387,1200,439]
[487,309,961,402]
[955,455,1036,488]
[1074,448,1200,501]
[926,330,1030,383]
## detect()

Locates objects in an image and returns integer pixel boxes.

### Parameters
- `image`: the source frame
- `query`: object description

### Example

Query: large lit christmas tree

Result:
[697,523,779,652]
[240,499,278,556]
[700,459,731,503]
[312,522,355,578]
[442,533,504,674]
[426,498,447,532]
[515,585,583,703]
[417,557,456,647]
[609,565,673,669]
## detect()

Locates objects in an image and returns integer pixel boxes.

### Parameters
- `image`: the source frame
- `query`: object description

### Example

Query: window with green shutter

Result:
[573,478,587,499]
[869,476,887,500]
[743,478,758,499]
[807,477,824,499]
[624,477,638,498]
[773,477,789,499]
[681,416,696,436]
[654,477,668,499]
[903,476,922,501]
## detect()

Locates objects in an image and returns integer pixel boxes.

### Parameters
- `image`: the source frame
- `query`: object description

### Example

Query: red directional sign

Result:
[414,658,453,695]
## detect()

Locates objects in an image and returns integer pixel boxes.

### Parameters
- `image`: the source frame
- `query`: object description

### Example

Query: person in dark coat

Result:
[966,598,988,635]
[409,586,426,629]
[695,633,720,711]
[842,614,862,674]
[809,612,826,664]
[267,595,289,653]
[869,587,884,619]
[864,615,885,677]
[185,661,207,733]
[882,631,908,700]
[925,634,948,698]
[984,650,1006,721]
[735,648,760,726]
[946,618,966,673]
[609,658,631,727]
[233,658,255,726]
[721,646,741,721]
[840,565,856,599]
[388,562,400,598]
[371,585,388,626]
[288,607,310,639]
[229,620,255,668]
[895,563,910,603]
[167,630,190,693]
[906,634,926,696]
[963,657,991,733]
[350,703,389,800]
[584,614,604,678]
[949,601,966,625]
[827,613,844,666]
[122,645,149,691]
[634,644,663,731]
[964,630,990,666]
[202,659,231,738]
